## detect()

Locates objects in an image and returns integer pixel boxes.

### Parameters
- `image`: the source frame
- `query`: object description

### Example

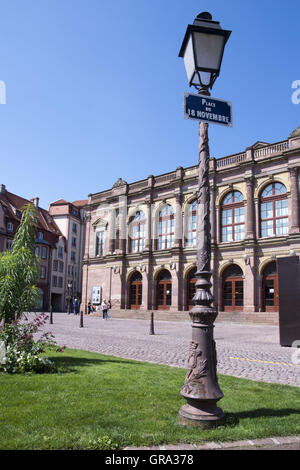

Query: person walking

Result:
[102,300,107,320]
[73,298,79,315]
[107,300,111,319]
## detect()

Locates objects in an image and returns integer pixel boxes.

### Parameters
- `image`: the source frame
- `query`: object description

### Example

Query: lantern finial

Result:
[196,12,212,21]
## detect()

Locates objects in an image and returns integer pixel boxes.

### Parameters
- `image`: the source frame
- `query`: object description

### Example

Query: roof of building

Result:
[49,199,69,205]
[0,187,62,238]
[72,199,88,207]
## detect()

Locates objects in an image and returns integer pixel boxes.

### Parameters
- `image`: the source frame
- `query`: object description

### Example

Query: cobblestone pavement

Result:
[39,313,300,387]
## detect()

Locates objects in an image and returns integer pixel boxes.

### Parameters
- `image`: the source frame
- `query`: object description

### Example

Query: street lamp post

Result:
[178,12,231,427]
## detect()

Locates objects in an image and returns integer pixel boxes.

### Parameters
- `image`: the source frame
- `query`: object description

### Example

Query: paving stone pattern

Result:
[39,313,300,387]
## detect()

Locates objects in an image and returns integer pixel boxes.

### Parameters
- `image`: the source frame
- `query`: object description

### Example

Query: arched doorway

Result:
[157,269,172,310]
[129,271,142,310]
[222,265,244,311]
[262,261,278,312]
[186,267,197,310]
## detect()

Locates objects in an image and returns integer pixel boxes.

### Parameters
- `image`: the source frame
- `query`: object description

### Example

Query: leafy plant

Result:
[0,313,65,374]
[0,203,41,324]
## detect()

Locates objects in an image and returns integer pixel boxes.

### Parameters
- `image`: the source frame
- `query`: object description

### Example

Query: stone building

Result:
[81,127,300,321]
[0,187,62,310]
[49,199,87,310]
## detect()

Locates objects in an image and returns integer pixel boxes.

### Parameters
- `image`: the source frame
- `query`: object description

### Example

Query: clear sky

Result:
[0,0,299,209]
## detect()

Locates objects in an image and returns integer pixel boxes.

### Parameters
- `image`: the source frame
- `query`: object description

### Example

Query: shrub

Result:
[0,313,65,374]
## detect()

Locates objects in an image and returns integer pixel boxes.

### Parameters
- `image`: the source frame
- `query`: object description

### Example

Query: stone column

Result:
[170,266,179,310]
[174,193,183,248]
[118,196,127,253]
[243,256,256,312]
[141,269,149,310]
[289,167,300,234]
[145,201,152,251]
[245,177,255,239]
[108,208,116,254]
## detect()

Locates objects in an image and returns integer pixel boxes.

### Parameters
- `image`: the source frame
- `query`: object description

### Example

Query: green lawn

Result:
[0,348,299,450]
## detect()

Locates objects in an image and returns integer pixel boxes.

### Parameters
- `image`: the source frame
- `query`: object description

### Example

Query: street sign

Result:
[184,92,233,127]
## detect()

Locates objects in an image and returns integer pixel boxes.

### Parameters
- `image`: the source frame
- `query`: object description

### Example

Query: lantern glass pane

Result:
[199,71,212,86]
[183,35,195,83]
[193,31,225,71]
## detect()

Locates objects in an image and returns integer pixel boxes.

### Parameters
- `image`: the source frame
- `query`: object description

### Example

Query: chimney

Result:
[30,197,39,208]
[0,184,6,194]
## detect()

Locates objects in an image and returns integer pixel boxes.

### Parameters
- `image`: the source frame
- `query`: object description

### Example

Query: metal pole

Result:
[80,310,84,328]
[49,305,53,324]
[179,92,224,427]
[67,286,70,314]
[149,311,155,335]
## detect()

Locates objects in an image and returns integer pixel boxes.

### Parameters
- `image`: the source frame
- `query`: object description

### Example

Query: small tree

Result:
[0,203,41,324]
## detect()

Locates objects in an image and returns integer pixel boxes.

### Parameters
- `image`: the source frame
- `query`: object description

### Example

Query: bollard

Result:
[49,306,53,324]
[149,311,155,335]
[80,310,84,328]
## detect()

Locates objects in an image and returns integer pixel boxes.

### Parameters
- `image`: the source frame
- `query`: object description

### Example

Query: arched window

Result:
[186,200,197,247]
[221,191,245,242]
[260,183,288,237]
[129,211,146,253]
[158,205,174,250]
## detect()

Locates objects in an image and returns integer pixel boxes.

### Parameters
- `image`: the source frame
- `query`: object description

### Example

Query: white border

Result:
[183,92,233,128]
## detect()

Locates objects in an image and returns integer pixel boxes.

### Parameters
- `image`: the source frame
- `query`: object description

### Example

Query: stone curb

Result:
[123,436,300,451]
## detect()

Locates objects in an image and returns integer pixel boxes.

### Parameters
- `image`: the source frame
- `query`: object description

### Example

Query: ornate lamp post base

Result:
[179,401,223,428]
[178,297,224,428]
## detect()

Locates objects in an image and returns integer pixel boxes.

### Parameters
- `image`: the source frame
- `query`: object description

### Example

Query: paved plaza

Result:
[40,312,300,387]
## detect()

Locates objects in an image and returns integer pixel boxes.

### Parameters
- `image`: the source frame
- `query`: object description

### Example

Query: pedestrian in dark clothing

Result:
[73,298,79,315]
[102,300,108,320]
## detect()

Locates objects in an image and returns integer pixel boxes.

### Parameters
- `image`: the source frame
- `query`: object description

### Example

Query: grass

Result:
[0,348,299,450]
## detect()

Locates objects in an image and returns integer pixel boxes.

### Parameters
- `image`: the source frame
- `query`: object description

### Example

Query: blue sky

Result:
[0,0,299,209]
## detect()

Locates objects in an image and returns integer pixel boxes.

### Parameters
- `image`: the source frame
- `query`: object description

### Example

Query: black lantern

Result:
[178,12,231,91]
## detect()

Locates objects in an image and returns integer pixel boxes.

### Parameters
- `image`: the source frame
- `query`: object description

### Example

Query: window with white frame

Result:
[41,247,47,259]
[129,211,146,253]
[58,246,63,259]
[40,266,46,279]
[221,191,245,242]
[95,231,105,256]
[186,200,197,247]
[157,205,174,250]
[7,222,13,232]
[260,182,288,237]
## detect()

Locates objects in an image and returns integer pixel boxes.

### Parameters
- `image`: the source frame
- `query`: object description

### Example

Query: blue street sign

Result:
[184,92,233,127]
